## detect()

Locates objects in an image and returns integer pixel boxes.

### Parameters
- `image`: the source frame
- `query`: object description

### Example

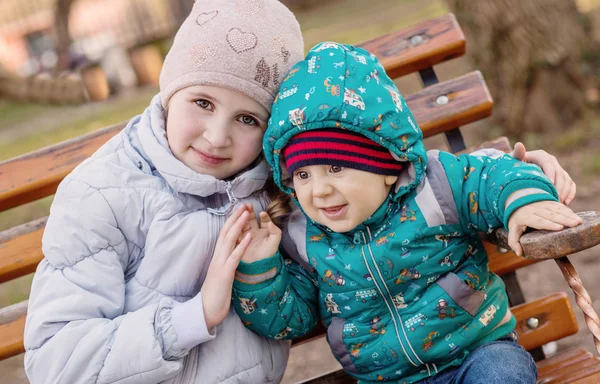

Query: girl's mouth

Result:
[192,147,228,165]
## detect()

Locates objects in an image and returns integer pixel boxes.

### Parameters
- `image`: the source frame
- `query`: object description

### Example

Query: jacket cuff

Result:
[234,252,282,292]
[171,292,216,350]
[500,181,558,229]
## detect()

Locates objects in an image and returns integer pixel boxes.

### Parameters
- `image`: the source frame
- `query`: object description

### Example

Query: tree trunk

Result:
[54,0,77,73]
[446,0,592,138]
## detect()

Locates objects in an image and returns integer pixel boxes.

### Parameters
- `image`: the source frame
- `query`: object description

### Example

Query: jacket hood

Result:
[135,94,269,199]
[263,42,427,201]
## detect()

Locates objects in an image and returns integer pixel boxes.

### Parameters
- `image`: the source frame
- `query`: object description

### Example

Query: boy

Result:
[231,43,581,383]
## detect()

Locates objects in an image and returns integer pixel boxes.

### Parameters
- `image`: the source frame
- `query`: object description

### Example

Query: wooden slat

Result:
[358,14,465,79]
[537,349,600,384]
[512,292,578,352]
[0,71,492,213]
[571,372,600,384]
[0,301,27,361]
[299,368,356,384]
[0,217,46,284]
[0,122,125,212]
[407,71,493,139]
[537,349,594,379]
[494,211,600,261]
[486,240,537,276]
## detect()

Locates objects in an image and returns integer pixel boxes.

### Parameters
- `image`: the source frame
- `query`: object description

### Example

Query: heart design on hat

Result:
[190,43,217,66]
[227,28,258,53]
[196,10,218,26]
[236,0,262,15]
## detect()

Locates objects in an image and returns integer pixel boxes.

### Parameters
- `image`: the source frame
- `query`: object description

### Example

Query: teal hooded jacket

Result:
[232,43,558,383]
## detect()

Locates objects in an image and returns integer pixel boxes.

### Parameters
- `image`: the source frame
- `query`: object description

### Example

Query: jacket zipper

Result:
[207,181,238,215]
[361,227,436,376]
[356,229,418,368]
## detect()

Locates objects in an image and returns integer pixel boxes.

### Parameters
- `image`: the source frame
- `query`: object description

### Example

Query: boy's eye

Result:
[330,165,343,173]
[240,115,258,126]
[195,99,212,109]
[295,171,309,180]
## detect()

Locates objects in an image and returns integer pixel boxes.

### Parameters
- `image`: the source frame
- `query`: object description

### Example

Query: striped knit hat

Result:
[283,129,404,176]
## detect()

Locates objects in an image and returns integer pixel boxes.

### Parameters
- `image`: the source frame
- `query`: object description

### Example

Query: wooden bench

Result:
[1,14,600,383]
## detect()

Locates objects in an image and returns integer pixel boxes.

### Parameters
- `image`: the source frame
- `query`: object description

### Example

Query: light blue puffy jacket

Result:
[23,95,290,384]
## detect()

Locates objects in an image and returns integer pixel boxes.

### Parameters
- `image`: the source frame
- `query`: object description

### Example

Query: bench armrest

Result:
[490,211,600,260]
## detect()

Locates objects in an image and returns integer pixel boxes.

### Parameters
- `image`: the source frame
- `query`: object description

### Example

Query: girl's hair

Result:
[264,177,291,228]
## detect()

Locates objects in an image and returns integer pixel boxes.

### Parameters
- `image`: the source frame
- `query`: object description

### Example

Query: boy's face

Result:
[166,85,269,179]
[292,165,398,233]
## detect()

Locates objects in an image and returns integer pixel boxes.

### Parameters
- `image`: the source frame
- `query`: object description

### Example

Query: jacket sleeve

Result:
[437,151,559,233]
[23,179,205,384]
[232,250,320,340]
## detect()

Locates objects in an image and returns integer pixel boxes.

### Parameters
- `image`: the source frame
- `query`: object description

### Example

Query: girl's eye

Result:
[195,99,212,109]
[295,171,309,180]
[240,115,258,126]
[330,165,343,173]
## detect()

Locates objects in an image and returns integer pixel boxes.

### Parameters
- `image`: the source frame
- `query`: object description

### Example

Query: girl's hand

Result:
[507,201,582,256]
[202,205,252,330]
[239,204,282,263]
[511,142,576,205]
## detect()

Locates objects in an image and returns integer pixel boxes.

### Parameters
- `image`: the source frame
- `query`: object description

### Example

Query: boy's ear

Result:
[384,175,398,186]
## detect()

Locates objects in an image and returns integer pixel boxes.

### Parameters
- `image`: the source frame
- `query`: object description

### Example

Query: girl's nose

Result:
[203,117,231,148]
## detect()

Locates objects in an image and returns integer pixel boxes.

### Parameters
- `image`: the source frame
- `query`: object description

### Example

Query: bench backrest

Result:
[0,14,579,377]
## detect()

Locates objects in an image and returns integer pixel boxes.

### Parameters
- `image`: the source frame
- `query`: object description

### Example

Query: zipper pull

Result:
[207,181,238,216]
[353,232,363,245]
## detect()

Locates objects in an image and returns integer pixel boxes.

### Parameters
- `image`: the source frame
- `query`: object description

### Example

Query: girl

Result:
[23,1,303,383]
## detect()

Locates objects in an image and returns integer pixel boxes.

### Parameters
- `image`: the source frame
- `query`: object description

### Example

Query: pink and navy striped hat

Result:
[283,129,404,176]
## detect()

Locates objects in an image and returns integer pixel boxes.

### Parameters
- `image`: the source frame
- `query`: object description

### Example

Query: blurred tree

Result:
[54,0,77,73]
[447,0,596,138]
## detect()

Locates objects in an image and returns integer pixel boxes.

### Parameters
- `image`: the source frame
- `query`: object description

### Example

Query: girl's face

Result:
[166,85,269,179]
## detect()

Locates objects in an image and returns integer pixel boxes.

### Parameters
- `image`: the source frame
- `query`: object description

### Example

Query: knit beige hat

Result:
[160,0,304,112]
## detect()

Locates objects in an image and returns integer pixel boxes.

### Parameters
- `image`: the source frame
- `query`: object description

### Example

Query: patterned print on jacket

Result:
[233,42,558,384]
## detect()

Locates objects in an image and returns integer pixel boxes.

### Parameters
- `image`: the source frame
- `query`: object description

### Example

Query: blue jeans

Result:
[417,332,538,384]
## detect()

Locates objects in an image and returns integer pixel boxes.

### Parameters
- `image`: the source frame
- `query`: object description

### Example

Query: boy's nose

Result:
[203,118,231,148]
[312,178,334,198]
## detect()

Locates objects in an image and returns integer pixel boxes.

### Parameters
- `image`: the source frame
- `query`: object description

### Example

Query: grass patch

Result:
[0,101,52,128]
[0,88,156,161]
[0,196,53,231]
[0,275,34,307]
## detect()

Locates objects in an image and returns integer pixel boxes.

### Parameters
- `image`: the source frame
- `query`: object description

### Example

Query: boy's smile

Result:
[292,165,398,233]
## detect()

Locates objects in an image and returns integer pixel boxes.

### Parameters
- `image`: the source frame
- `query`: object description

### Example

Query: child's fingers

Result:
[267,221,282,236]
[221,210,250,251]
[554,172,567,203]
[538,203,582,227]
[229,232,252,265]
[510,142,527,162]
[259,211,272,229]
[565,182,577,206]
[220,205,246,238]
[507,224,525,256]
[245,203,260,231]
[528,213,564,231]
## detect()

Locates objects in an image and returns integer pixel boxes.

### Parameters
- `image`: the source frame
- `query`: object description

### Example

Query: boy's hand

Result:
[202,205,252,330]
[511,142,576,205]
[507,201,582,256]
[239,204,282,263]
